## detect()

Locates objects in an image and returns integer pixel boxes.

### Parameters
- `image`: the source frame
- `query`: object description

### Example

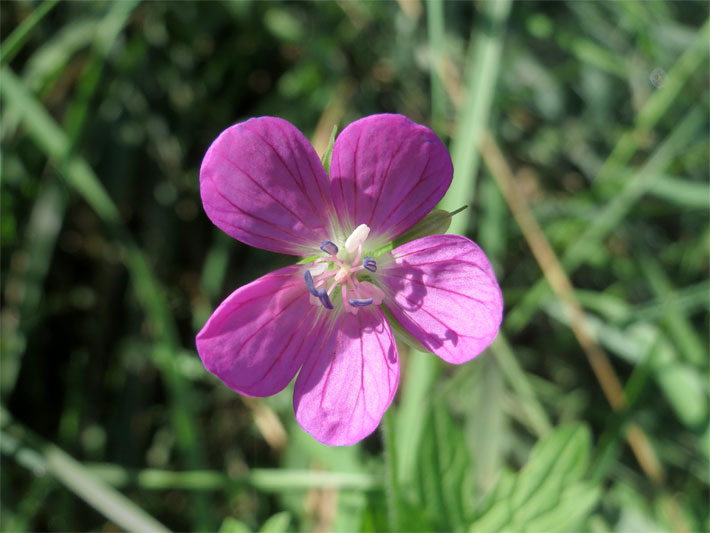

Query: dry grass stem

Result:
[479,129,665,486]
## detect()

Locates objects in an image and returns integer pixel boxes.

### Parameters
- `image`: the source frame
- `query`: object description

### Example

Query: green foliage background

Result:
[1,1,708,531]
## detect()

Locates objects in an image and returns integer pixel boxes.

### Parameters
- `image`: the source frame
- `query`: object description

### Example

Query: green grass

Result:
[1,1,708,531]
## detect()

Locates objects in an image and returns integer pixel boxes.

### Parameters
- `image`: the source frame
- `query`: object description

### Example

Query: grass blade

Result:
[1,413,170,532]
[507,105,707,332]
[1,63,213,529]
[441,0,512,235]
[426,0,446,134]
[0,0,60,64]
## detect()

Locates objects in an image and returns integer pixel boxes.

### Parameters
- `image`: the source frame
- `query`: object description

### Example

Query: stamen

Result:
[304,270,318,297]
[353,243,362,265]
[358,281,385,305]
[327,279,338,296]
[315,256,343,267]
[308,262,329,276]
[363,257,377,272]
[318,289,334,310]
[306,223,381,313]
[348,298,373,307]
[319,240,339,256]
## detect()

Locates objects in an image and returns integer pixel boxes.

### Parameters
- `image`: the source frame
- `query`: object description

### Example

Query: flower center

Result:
[303,224,385,313]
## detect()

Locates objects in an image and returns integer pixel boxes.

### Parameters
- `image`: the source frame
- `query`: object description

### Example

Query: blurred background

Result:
[1,1,708,531]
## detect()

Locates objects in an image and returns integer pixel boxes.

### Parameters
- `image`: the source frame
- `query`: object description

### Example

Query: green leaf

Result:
[510,424,590,510]
[524,482,601,533]
[369,208,460,257]
[259,512,291,533]
[320,124,338,174]
[470,424,600,533]
[381,307,429,353]
[219,517,252,533]
[393,208,456,245]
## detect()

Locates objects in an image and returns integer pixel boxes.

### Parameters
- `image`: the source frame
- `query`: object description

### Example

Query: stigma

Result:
[303,224,385,313]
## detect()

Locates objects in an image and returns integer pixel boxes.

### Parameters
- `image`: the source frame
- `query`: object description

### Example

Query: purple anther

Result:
[318,289,334,310]
[348,297,374,307]
[304,270,319,297]
[320,240,339,256]
[363,257,377,272]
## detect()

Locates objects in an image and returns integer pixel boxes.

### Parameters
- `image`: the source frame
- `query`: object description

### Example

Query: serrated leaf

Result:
[510,424,590,512]
[524,482,600,532]
[470,424,599,533]
[467,470,516,532]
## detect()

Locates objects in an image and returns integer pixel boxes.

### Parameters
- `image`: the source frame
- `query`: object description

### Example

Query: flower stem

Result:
[381,408,401,532]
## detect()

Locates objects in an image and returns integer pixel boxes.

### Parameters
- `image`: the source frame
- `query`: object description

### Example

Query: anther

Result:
[304,270,318,297]
[348,297,374,307]
[319,240,339,256]
[363,257,377,272]
[318,289,334,310]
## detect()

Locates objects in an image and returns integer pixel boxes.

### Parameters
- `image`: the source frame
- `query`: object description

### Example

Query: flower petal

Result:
[196,265,328,397]
[379,235,503,364]
[293,308,399,445]
[200,117,334,255]
[329,114,453,245]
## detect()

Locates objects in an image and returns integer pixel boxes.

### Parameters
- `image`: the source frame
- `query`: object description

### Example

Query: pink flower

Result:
[197,114,503,446]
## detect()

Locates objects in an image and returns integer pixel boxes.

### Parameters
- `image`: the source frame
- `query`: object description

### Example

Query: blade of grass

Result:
[2,1,137,400]
[432,0,551,442]
[637,256,705,367]
[633,280,710,322]
[490,336,551,437]
[1,64,213,529]
[391,0,513,513]
[0,0,60,64]
[470,355,507,497]
[1,413,170,532]
[480,128,665,484]
[83,464,380,492]
[563,33,628,78]
[3,475,55,532]
[507,105,707,333]
[595,19,709,183]
[426,0,446,134]
[395,350,440,489]
[192,229,232,331]
[1,180,66,398]
[441,0,512,235]
[382,408,402,531]
[646,175,710,209]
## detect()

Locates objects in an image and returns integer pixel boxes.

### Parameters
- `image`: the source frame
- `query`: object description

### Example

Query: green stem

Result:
[382,408,401,532]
